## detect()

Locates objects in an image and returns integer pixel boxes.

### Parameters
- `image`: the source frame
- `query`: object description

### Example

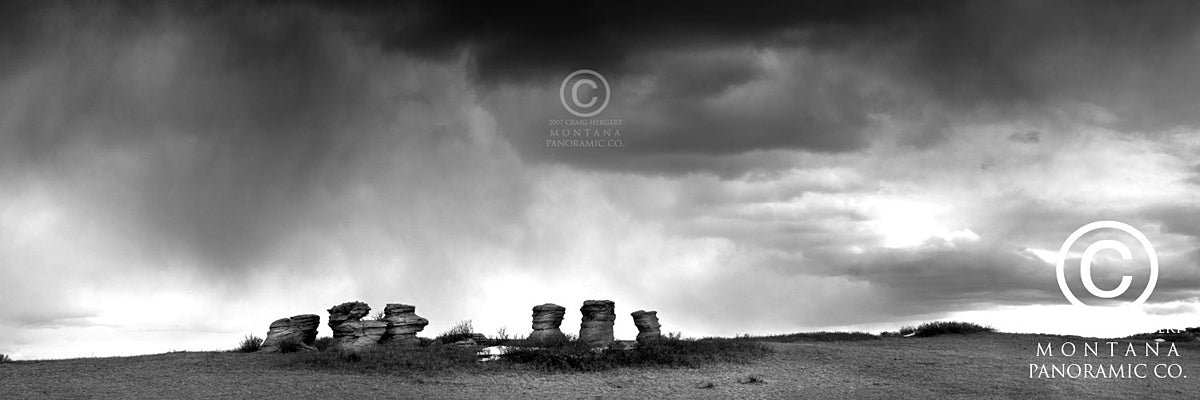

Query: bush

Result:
[436,320,475,344]
[0,354,12,363]
[278,338,302,353]
[313,336,334,351]
[501,337,771,372]
[899,321,994,338]
[236,334,264,353]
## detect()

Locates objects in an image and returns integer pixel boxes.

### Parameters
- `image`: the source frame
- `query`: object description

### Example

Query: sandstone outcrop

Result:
[631,310,662,343]
[579,300,616,347]
[380,303,429,345]
[260,314,320,352]
[527,303,567,346]
[327,301,385,353]
[328,301,371,326]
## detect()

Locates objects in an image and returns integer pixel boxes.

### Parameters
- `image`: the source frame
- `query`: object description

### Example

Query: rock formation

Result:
[579,300,616,347]
[527,303,567,346]
[328,301,371,327]
[631,310,662,343]
[260,314,320,352]
[380,303,429,345]
[327,301,386,353]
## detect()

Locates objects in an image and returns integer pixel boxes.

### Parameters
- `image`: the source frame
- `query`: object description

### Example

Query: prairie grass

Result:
[291,343,480,374]
[499,337,770,372]
[286,336,770,374]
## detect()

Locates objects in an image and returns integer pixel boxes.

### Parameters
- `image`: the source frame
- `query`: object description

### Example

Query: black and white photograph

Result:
[1,1,1199,398]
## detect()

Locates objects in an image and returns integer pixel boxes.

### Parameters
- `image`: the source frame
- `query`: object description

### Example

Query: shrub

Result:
[0,354,12,363]
[237,334,264,353]
[278,338,302,353]
[436,320,475,344]
[900,321,994,338]
[313,336,334,351]
[500,337,771,372]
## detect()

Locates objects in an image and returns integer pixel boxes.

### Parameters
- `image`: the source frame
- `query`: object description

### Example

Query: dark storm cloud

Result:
[373,0,1200,113]
[373,0,930,165]
[0,1,530,283]
[345,0,1200,175]
[0,3,360,272]
[11,0,1181,177]
[369,0,929,85]
[9,1,1198,178]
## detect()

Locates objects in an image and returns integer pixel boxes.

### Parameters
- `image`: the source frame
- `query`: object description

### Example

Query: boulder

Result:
[631,310,662,343]
[327,301,383,352]
[527,303,567,346]
[452,338,479,347]
[260,314,320,352]
[445,333,487,346]
[332,320,388,353]
[579,300,616,348]
[380,303,429,346]
[328,301,371,327]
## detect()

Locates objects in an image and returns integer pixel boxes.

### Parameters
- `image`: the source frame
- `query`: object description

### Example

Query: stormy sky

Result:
[2,1,1199,359]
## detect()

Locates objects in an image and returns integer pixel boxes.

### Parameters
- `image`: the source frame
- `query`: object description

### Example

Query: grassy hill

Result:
[2,332,1198,399]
